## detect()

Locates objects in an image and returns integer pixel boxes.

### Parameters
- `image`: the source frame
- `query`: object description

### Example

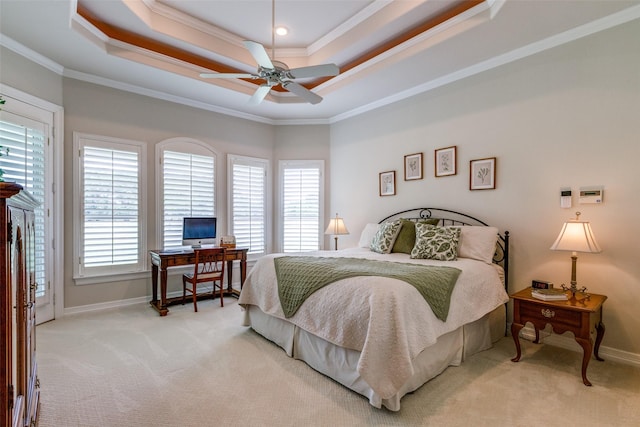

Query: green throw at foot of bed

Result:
[274,256,461,320]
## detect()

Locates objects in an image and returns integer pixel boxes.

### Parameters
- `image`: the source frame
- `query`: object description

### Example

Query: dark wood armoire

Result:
[1,182,40,427]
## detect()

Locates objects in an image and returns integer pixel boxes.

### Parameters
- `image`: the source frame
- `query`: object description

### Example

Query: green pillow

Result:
[391,218,440,254]
[410,223,461,261]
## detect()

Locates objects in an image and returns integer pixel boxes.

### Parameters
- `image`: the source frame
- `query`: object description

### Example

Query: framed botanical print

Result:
[404,153,423,180]
[435,146,456,177]
[379,171,396,196]
[469,157,496,190]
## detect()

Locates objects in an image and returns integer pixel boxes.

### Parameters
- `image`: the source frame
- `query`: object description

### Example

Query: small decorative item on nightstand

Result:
[531,279,553,290]
[530,288,567,301]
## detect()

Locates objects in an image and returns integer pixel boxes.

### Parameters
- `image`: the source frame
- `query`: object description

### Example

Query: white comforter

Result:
[238,247,508,399]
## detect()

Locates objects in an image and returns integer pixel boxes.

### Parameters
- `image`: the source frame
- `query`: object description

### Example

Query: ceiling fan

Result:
[199,1,339,105]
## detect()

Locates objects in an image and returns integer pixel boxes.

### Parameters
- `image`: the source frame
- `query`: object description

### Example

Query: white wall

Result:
[329,21,640,355]
[0,46,63,104]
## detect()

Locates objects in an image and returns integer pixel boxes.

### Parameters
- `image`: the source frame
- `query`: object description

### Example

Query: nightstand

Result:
[510,288,607,386]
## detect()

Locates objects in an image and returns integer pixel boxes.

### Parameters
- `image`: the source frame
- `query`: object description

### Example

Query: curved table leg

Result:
[575,337,593,386]
[511,322,524,362]
[594,321,606,362]
[533,328,541,344]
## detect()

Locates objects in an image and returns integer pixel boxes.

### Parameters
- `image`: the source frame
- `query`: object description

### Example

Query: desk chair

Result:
[182,247,227,312]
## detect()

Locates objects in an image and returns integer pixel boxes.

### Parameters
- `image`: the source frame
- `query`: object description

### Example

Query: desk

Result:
[149,247,248,316]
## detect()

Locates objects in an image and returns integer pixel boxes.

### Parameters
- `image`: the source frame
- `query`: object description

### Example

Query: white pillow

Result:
[448,226,499,264]
[358,223,381,248]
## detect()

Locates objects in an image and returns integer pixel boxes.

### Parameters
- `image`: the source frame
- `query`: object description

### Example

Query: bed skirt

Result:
[243,305,505,411]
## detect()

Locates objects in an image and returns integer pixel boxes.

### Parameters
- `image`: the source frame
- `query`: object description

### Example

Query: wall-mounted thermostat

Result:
[579,186,604,204]
[560,188,572,208]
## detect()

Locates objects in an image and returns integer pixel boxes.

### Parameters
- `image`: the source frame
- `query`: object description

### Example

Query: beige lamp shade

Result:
[550,216,601,253]
[324,214,349,236]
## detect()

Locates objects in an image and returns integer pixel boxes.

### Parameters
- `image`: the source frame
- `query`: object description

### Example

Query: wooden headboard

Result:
[378,207,510,292]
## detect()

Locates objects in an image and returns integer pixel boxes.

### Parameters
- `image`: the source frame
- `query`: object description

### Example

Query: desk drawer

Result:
[520,302,581,328]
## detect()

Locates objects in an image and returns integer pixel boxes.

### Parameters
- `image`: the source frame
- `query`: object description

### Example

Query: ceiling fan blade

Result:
[200,73,257,79]
[282,81,323,105]
[243,40,274,69]
[248,85,272,105]
[288,64,340,79]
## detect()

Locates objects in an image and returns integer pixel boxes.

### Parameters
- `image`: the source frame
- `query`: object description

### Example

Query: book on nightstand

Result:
[531,288,568,301]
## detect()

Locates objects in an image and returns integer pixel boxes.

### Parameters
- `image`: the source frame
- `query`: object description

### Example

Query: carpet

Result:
[36,299,640,426]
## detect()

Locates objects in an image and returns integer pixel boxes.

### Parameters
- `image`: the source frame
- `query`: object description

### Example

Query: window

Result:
[158,139,216,249]
[73,133,147,279]
[228,155,269,256]
[280,160,324,252]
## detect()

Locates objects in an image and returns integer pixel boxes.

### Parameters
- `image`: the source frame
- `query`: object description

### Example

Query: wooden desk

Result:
[149,247,248,316]
[510,288,607,386]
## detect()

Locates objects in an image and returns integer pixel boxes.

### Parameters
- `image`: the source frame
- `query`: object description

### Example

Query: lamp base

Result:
[561,253,591,301]
[561,284,590,302]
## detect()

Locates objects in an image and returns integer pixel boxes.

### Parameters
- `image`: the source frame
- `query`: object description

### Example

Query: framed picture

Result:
[379,171,396,196]
[435,146,456,177]
[404,153,423,181]
[470,157,496,190]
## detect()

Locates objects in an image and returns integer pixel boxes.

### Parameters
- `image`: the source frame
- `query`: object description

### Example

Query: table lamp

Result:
[325,213,349,250]
[550,212,601,299]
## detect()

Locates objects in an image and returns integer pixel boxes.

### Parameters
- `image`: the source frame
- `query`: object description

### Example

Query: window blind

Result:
[230,156,267,255]
[162,150,215,248]
[81,145,140,270]
[282,164,321,252]
[0,117,47,296]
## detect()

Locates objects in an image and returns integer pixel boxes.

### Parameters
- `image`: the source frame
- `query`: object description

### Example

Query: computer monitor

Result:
[182,217,217,248]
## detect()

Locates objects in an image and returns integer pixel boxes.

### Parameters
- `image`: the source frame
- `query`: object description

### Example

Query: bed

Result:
[238,208,510,411]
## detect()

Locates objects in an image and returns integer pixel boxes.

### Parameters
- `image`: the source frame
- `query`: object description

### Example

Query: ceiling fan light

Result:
[275,26,288,36]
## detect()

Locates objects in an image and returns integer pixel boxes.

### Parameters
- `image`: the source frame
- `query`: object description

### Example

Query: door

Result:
[0,100,56,323]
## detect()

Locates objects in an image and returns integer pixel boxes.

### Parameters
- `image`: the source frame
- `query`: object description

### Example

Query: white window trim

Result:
[227,154,271,259]
[72,132,148,284]
[154,137,218,250]
[278,159,325,253]
[0,85,64,321]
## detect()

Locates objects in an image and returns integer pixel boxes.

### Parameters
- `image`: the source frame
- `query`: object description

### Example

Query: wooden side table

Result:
[510,288,607,386]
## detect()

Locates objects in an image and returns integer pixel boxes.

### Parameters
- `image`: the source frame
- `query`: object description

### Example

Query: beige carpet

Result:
[36,298,640,427]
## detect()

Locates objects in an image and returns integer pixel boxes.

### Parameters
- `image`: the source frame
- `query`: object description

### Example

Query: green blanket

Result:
[274,256,461,321]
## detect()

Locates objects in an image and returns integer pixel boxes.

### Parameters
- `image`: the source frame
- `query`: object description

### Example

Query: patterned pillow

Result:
[391,218,440,254]
[370,220,402,254]
[410,223,461,261]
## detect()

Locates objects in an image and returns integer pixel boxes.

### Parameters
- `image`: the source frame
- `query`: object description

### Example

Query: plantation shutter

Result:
[0,115,47,295]
[281,161,322,252]
[230,156,267,255]
[162,150,215,248]
[80,141,142,272]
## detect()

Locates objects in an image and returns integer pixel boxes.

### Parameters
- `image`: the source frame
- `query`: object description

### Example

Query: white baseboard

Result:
[515,324,640,369]
[63,286,223,316]
[63,295,150,316]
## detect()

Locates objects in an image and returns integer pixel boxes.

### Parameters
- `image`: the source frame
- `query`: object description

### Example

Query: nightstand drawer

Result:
[520,301,581,328]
